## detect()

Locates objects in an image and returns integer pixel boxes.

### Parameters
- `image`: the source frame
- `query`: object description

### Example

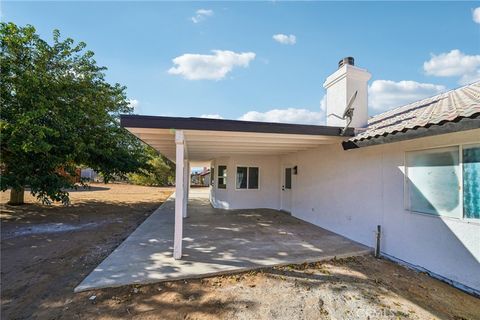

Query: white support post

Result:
[187,162,191,201]
[182,159,189,218]
[173,130,184,260]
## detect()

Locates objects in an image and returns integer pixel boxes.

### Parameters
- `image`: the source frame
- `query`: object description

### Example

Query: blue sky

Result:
[2,1,480,124]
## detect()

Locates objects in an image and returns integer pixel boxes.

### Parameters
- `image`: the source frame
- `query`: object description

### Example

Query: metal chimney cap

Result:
[338,57,355,69]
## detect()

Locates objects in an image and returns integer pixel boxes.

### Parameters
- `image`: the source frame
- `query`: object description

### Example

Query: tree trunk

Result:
[9,187,25,205]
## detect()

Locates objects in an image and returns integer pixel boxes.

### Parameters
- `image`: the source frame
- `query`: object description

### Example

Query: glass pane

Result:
[463,145,480,219]
[248,167,259,189]
[285,168,292,189]
[236,167,247,189]
[218,178,226,189]
[218,166,227,177]
[218,165,227,189]
[407,147,461,218]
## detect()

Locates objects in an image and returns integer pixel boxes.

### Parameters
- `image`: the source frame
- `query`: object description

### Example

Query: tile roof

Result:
[351,82,480,142]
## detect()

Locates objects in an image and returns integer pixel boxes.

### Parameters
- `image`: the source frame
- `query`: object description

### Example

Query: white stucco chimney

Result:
[323,57,371,128]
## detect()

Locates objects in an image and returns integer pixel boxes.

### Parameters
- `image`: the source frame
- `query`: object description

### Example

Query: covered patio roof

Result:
[120,115,352,260]
[121,115,351,161]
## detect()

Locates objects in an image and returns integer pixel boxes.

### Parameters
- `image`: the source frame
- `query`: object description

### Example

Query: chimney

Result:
[323,57,371,128]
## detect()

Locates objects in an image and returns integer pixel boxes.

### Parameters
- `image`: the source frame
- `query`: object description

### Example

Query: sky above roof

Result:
[3,1,480,124]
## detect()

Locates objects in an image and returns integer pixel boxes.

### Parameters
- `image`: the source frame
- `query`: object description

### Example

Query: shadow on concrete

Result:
[75,191,371,292]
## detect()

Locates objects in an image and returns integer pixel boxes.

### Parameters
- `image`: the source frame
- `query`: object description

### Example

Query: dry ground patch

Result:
[1,184,479,320]
[1,183,173,319]
[57,256,479,320]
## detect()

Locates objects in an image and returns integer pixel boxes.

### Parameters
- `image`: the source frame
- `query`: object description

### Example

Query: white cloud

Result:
[128,99,140,113]
[191,9,213,23]
[423,49,480,84]
[200,114,224,119]
[168,50,256,80]
[319,95,327,113]
[199,96,327,125]
[473,7,480,24]
[239,107,324,125]
[272,34,296,45]
[368,80,446,113]
[459,69,480,85]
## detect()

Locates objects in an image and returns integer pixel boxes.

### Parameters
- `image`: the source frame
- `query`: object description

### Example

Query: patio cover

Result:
[121,115,351,259]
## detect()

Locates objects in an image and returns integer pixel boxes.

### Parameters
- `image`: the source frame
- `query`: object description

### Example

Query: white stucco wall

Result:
[207,129,480,292]
[280,129,480,292]
[210,155,281,210]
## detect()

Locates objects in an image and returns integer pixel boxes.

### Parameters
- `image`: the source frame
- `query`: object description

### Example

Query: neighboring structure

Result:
[121,58,480,295]
[191,167,210,187]
[80,168,99,182]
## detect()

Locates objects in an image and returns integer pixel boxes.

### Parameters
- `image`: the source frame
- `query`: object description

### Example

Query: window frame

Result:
[235,165,260,191]
[217,165,227,189]
[404,142,480,224]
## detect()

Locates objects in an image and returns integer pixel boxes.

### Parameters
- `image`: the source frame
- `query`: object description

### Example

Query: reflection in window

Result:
[236,167,259,189]
[463,145,480,219]
[248,167,259,189]
[218,165,227,189]
[236,167,247,189]
[406,147,461,218]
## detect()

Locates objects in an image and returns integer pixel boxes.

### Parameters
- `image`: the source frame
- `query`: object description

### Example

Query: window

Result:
[236,167,247,189]
[218,165,227,189]
[285,168,292,189]
[248,167,259,189]
[236,166,259,189]
[406,144,479,220]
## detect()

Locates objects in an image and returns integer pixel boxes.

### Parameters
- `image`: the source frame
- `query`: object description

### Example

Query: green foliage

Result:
[0,22,149,204]
[128,146,175,187]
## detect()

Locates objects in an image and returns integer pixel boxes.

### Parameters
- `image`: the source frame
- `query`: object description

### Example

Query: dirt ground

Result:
[1,184,479,320]
[1,183,173,320]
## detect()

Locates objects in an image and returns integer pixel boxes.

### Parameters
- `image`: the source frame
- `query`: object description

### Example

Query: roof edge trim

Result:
[121,115,354,137]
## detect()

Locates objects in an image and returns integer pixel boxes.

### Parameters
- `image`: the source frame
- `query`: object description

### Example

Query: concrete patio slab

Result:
[75,189,371,292]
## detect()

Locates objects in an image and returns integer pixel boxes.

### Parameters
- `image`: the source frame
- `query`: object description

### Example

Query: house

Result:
[121,57,480,295]
[190,167,211,187]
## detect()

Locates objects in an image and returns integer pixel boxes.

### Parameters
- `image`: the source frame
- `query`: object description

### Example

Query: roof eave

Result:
[343,116,480,150]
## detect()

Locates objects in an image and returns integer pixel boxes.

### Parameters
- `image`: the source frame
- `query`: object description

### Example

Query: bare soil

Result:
[1,183,173,319]
[1,184,479,320]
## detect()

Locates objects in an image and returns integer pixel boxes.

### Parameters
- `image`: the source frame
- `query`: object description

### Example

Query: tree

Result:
[128,146,175,187]
[0,22,150,205]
